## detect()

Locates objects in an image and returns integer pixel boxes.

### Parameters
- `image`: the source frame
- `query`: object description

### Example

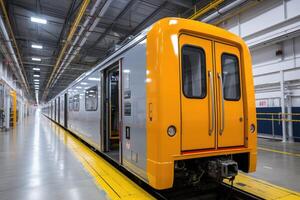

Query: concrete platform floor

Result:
[0,113,107,200]
[250,138,300,192]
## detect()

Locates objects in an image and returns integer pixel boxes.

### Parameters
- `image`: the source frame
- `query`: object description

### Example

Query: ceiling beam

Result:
[7,1,68,20]
[168,0,193,8]
[87,0,139,51]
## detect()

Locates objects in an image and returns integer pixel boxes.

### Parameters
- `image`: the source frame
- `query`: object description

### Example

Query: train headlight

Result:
[250,124,255,133]
[167,126,176,137]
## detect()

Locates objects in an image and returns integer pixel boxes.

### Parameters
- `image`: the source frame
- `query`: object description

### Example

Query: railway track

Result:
[151,182,263,200]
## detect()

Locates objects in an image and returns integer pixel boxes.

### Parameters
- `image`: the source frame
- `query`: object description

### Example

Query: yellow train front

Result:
[43,18,257,190]
[146,18,256,189]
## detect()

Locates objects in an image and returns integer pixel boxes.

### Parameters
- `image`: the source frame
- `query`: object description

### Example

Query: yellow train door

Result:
[215,42,244,147]
[180,34,215,151]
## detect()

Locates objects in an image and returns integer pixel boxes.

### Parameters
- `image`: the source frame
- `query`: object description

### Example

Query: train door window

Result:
[73,94,80,111]
[104,66,120,162]
[60,96,64,112]
[58,97,60,123]
[68,97,73,111]
[64,93,68,127]
[221,54,240,101]
[182,45,206,98]
[85,86,98,111]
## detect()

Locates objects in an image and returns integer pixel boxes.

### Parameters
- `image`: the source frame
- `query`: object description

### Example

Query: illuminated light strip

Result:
[43,117,154,200]
[258,147,300,157]
[224,173,300,199]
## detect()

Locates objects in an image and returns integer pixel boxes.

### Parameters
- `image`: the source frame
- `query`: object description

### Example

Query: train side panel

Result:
[67,70,101,149]
[59,94,65,127]
[121,39,147,180]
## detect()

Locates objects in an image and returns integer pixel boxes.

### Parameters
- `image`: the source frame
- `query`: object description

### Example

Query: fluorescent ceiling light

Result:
[32,57,41,61]
[34,79,39,82]
[76,86,82,89]
[31,17,47,24]
[33,74,40,77]
[88,77,100,81]
[31,44,43,49]
[80,82,88,85]
[33,68,40,71]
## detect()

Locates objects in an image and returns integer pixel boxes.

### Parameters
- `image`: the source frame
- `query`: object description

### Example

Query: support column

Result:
[10,90,17,128]
[4,87,10,129]
[280,70,287,142]
[287,96,293,142]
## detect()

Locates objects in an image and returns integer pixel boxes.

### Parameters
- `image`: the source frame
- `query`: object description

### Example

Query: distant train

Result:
[42,18,257,190]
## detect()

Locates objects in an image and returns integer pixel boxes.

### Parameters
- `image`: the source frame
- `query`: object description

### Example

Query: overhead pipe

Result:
[51,0,113,88]
[188,0,224,20]
[43,0,90,100]
[0,0,29,94]
[200,0,247,23]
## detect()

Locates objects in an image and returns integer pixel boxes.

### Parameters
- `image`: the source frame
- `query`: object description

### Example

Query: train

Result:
[42,17,257,190]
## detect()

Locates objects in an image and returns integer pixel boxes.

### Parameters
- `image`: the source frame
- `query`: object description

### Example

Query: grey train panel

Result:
[52,101,55,120]
[59,94,65,127]
[50,101,53,119]
[43,27,150,182]
[67,70,101,149]
[54,99,57,122]
[121,40,147,180]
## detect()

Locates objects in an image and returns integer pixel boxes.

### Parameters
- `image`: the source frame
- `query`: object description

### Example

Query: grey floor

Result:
[0,111,108,200]
[250,138,300,192]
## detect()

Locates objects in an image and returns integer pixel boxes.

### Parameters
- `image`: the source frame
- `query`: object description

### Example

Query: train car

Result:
[42,18,257,190]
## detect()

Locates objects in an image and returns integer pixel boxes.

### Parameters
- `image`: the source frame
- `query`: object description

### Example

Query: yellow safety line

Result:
[258,147,300,157]
[224,173,300,200]
[44,117,154,200]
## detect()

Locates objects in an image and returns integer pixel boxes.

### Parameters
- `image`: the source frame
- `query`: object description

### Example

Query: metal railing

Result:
[257,112,300,141]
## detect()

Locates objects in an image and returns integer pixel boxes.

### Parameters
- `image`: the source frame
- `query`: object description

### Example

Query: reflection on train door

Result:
[104,64,120,162]
[58,97,60,124]
[180,34,215,151]
[54,100,57,122]
[64,93,68,128]
[215,42,244,147]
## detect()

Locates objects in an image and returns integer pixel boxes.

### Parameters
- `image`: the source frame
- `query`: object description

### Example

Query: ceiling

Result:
[4,0,234,102]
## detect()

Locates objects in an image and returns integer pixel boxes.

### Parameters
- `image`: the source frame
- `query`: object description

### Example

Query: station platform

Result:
[0,112,153,200]
[0,111,300,200]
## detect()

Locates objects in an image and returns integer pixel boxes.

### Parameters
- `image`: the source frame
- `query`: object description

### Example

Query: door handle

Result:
[218,73,225,135]
[208,71,215,135]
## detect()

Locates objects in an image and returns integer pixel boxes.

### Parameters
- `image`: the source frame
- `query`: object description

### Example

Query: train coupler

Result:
[207,159,238,181]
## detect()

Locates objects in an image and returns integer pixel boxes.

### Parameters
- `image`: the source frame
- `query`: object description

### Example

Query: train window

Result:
[73,94,80,111]
[221,53,241,101]
[60,97,64,111]
[68,97,73,111]
[85,86,98,111]
[182,45,206,98]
